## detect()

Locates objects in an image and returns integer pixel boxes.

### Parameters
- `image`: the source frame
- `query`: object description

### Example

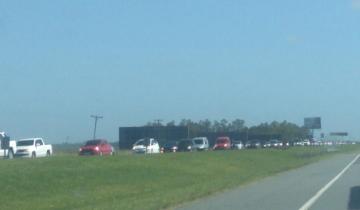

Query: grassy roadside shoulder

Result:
[0,145,359,210]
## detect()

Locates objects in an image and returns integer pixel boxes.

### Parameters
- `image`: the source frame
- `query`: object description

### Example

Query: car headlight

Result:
[79,148,83,152]
[95,146,99,151]
[187,146,191,150]
[224,144,228,147]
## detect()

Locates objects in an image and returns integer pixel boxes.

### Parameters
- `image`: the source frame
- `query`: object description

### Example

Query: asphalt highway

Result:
[176,152,360,210]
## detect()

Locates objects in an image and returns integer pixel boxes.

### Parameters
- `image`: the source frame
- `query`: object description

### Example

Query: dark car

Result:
[269,139,283,148]
[177,139,195,152]
[263,141,271,148]
[79,139,114,156]
[246,140,262,149]
[161,141,179,153]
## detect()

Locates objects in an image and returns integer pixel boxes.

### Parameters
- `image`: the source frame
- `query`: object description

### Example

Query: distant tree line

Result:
[145,119,309,142]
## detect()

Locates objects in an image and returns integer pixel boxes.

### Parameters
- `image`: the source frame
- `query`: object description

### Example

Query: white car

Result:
[132,138,160,154]
[232,141,244,150]
[15,138,53,158]
[303,140,311,146]
[294,141,304,146]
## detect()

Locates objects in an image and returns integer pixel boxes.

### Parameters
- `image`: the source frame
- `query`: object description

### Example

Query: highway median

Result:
[0,145,359,210]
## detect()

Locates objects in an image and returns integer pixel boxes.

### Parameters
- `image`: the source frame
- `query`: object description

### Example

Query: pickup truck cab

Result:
[0,132,16,159]
[15,138,52,158]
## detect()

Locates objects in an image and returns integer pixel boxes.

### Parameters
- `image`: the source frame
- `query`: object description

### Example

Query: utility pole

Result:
[187,126,190,138]
[246,128,249,142]
[91,115,103,139]
[154,119,163,126]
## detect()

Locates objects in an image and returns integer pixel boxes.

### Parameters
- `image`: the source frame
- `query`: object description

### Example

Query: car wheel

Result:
[8,149,14,159]
[46,151,51,157]
[31,152,36,158]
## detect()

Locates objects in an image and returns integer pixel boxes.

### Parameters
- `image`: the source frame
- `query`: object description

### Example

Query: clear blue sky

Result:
[1,0,360,143]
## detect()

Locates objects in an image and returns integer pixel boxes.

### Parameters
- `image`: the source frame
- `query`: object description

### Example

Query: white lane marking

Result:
[298,154,360,210]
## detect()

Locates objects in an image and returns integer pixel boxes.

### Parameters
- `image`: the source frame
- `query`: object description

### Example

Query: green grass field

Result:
[1,146,359,210]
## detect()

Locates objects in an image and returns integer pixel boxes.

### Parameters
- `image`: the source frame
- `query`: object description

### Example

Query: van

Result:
[192,137,209,151]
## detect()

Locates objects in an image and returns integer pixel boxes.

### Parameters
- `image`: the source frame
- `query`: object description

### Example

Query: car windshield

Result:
[164,142,177,147]
[194,139,204,145]
[217,139,228,144]
[134,139,150,146]
[17,140,34,146]
[85,140,102,146]
[179,140,192,146]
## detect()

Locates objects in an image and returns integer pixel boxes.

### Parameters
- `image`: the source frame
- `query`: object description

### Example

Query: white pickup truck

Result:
[0,132,16,159]
[15,138,52,158]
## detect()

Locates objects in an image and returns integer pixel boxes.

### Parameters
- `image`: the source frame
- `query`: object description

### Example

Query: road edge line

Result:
[298,154,360,210]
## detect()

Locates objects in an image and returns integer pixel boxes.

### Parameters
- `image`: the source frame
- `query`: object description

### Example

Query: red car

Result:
[213,137,231,150]
[79,139,114,156]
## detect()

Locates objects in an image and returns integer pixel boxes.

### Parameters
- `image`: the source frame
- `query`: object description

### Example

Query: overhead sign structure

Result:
[304,117,322,129]
[330,132,348,136]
